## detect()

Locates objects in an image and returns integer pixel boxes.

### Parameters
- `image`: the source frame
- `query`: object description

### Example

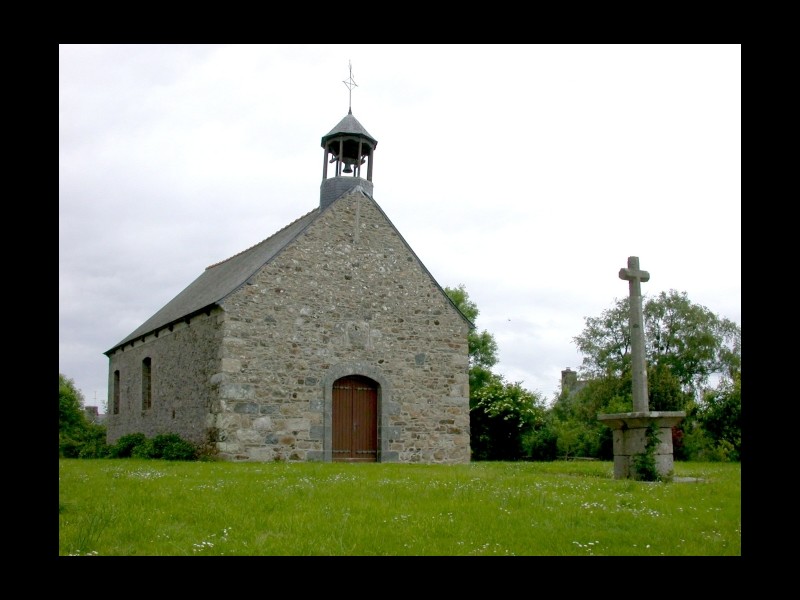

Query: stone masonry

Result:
[106,310,222,445]
[106,189,471,464]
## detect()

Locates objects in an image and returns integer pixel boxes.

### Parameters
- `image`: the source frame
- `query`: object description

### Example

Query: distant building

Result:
[561,368,588,397]
[83,405,107,425]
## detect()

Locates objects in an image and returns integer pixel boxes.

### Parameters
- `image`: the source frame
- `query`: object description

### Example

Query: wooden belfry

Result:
[597,256,686,480]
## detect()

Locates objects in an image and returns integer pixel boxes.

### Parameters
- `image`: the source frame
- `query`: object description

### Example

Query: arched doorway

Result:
[332,375,378,462]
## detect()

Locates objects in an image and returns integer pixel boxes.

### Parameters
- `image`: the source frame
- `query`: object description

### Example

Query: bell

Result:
[343,163,353,173]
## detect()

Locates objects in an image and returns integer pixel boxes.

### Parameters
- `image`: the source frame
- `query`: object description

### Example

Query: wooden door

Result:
[332,376,377,462]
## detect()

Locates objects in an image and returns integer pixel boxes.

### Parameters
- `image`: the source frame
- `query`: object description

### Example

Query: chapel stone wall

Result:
[212,191,471,464]
[105,309,222,449]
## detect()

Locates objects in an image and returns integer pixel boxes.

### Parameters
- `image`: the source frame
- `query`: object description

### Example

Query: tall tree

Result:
[445,284,499,394]
[446,284,550,461]
[60,373,90,457]
[59,373,86,438]
[60,373,108,458]
[550,291,741,460]
[692,371,741,460]
[573,289,741,403]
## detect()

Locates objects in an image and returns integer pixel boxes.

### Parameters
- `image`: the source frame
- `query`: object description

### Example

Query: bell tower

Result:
[320,62,378,208]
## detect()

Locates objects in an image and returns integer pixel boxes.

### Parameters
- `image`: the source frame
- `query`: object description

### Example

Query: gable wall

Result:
[214,191,471,463]
[105,309,223,448]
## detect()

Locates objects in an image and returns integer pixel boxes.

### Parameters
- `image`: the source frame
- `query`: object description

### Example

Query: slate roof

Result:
[106,207,320,353]
[106,187,473,356]
[321,111,377,148]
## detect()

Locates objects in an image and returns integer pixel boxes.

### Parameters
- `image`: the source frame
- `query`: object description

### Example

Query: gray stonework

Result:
[321,178,373,209]
[106,311,222,447]
[597,412,686,480]
[106,189,471,464]
[619,256,650,413]
[560,367,587,396]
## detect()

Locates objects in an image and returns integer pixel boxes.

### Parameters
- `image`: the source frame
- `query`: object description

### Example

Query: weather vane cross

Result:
[343,60,357,114]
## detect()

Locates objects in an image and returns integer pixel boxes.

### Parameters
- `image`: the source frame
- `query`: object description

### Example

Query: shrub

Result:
[701,439,738,462]
[679,421,737,462]
[693,374,741,461]
[671,426,686,460]
[522,424,559,461]
[59,435,83,459]
[59,373,110,458]
[108,432,199,461]
[632,422,661,481]
[470,377,547,461]
[130,439,156,459]
[153,434,198,461]
[78,442,109,459]
[134,434,199,461]
[108,433,148,458]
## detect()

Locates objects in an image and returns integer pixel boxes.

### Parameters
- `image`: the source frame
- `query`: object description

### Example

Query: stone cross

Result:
[619,256,650,413]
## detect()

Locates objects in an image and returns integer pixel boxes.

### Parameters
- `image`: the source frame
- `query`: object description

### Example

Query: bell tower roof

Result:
[319,62,378,208]
[321,111,377,149]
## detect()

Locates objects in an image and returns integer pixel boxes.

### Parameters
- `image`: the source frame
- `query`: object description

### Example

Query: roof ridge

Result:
[205,207,319,270]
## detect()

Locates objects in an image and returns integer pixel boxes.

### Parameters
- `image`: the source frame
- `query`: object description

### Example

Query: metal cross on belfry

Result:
[619,256,650,413]
[343,60,357,114]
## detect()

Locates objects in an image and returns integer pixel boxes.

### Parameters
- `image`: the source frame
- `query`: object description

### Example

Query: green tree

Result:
[644,290,740,397]
[690,371,741,460]
[445,284,499,394]
[470,374,547,461]
[565,291,740,460]
[573,290,740,407]
[549,377,622,458]
[572,298,630,381]
[648,363,693,412]
[60,374,86,434]
[60,373,88,457]
[59,373,108,458]
[446,284,552,461]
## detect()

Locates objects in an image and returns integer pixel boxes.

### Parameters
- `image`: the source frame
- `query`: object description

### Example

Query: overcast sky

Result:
[59,44,741,411]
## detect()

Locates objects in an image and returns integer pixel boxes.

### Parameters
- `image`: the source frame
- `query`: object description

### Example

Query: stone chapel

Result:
[104,102,473,464]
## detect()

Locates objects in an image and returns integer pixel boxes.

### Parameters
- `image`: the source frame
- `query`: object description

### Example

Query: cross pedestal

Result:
[597,257,684,480]
[597,412,685,480]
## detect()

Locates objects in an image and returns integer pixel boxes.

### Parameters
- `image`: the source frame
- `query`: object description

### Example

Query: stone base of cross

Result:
[598,411,685,480]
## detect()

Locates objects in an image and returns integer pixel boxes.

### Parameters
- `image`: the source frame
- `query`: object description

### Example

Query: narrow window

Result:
[113,370,120,415]
[142,357,152,410]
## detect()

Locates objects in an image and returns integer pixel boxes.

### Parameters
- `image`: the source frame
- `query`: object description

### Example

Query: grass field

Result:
[58,459,740,556]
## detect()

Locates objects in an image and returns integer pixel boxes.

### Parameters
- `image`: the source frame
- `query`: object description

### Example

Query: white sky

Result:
[59,44,741,411]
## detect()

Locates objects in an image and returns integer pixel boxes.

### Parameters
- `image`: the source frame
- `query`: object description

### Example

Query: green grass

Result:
[58,459,740,556]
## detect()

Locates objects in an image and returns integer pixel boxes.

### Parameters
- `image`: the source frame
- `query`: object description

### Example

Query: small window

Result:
[142,357,152,410]
[113,370,120,415]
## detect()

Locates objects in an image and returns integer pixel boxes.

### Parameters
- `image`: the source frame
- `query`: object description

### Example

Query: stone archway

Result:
[321,362,396,463]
